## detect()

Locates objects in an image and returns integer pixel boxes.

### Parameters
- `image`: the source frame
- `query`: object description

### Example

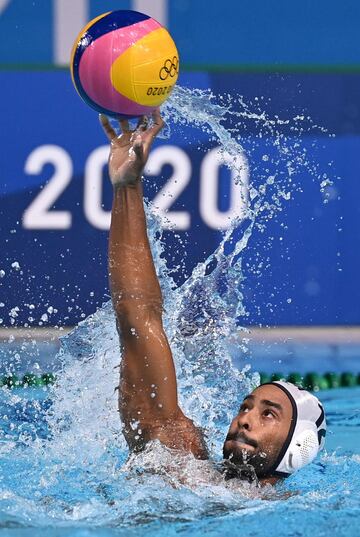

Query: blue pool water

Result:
[0,380,358,537]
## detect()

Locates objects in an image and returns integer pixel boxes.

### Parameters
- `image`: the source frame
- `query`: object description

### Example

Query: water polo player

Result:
[100,110,326,486]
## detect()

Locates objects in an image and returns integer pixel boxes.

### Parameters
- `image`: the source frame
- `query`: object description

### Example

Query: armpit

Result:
[124,414,209,461]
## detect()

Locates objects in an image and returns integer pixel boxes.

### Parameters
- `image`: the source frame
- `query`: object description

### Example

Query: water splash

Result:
[34,83,333,490]
[0,86,349,533]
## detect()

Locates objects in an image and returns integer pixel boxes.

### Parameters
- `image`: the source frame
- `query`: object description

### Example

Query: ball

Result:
[70,10,179,119]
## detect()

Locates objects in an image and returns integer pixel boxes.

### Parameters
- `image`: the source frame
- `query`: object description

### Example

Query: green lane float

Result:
[340,372,357,387]
[259,371,359,391]
[0,371,359,391]
[0,373,56,389]
[324,372,341,389]
[287,373,303,387]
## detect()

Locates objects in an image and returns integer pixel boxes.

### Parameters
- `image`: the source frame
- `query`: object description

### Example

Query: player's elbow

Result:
[113,297,163,329]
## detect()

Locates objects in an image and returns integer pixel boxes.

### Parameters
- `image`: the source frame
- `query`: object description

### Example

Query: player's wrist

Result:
[112,172,142,189]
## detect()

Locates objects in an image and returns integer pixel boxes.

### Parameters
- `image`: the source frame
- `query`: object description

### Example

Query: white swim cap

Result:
[265,381,326,477]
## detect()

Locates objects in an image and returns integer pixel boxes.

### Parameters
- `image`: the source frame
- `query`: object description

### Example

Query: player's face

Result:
[223,384,293,478]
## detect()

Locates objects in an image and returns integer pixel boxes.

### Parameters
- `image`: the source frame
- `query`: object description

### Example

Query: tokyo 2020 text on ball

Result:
[71,10,179,119]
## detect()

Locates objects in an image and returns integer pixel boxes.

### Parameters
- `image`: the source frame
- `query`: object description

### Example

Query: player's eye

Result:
[263,408,276,418]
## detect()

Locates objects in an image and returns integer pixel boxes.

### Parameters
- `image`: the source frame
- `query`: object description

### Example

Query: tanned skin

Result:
[100,111,292,485]
[101,111,208,460]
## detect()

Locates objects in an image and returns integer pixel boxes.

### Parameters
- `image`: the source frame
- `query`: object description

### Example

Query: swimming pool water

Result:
[0,383,358,537]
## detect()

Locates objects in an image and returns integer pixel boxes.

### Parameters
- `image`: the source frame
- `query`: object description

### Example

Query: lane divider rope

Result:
[0,372,359,391]
[0,373,55,388]
[260,371,360,391]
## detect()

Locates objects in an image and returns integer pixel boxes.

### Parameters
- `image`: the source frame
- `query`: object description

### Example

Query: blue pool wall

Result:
[1,70,359,326]
[0,2,360,327]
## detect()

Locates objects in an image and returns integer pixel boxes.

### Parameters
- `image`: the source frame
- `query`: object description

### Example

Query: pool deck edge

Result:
[1,326,360,344]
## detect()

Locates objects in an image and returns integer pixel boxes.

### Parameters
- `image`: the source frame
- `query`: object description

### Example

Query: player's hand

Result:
[99,110,164,186]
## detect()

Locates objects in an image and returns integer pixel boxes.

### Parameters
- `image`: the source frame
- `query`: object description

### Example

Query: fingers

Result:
[132,134,144,159]
[148,109,165,139]
[152,108,162,123]
[119,119,130,134]
[136,115,148,131]
[100,111,163,142]
[99,114,116,141]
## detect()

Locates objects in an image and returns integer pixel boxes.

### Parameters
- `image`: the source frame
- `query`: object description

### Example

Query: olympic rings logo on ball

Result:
[159,57,179,80]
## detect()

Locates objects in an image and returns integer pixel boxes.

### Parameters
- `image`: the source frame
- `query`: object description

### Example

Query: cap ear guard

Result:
[276,423,320,474]
[288,428,320,471]
[263,381,327,477]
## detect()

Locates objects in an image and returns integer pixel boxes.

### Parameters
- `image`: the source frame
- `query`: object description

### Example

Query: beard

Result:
[223,432,276,479]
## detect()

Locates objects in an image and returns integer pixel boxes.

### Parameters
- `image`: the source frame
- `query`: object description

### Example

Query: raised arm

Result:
[100,112,207,458]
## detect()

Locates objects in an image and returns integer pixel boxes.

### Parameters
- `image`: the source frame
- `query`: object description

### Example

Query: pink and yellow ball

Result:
[71,10,179,119]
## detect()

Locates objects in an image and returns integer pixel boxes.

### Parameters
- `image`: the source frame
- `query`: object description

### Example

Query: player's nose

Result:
[237,410,253,431]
